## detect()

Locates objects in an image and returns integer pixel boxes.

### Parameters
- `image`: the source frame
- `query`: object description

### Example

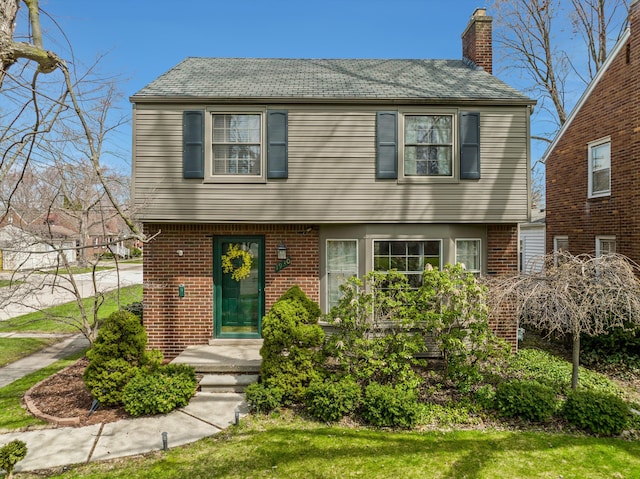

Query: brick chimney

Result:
[462,8,493,74]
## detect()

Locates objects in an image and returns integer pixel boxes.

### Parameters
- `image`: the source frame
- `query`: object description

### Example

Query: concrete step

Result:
[199,374,259,393]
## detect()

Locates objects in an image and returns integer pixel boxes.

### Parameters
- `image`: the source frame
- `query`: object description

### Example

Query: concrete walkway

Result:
[0,263,250,474]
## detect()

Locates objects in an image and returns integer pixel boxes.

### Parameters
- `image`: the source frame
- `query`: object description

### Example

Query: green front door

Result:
[214,236,264,338]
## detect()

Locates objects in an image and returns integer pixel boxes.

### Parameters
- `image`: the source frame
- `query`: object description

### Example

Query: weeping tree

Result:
[486,252,640,389]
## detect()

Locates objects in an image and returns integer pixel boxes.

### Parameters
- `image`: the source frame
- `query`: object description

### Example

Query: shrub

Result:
[562,390,629,436]
[495,380,558,422]
[278,285,322,321]
[474,384,496,411]
[0,439,27,478]
[245,382,285,413]
[360,382,420,429]
[260,296,325,403]
[305,376,361,422]
[122,364,197,416]
[581,324,640,369]
[123,301,144,321]
[84,310,162,405]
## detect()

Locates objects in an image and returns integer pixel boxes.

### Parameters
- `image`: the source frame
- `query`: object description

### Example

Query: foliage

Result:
[245,382,285,414]
[122,364,197,416]
[123,301,144,321]
[562,390,630,436]
[304,375,361,422]
[130,247,143,258]
[420,400,483,427]
[0,439,27,478]
[84,310,162,405]
[277,285,322,321]
[506,348,622,396]
[360,382,420,429]
[260,289,325,404]
[324,272,425,389]
[413,263,510,390]
[221,244,253,281]
[473,384,497,411]
[581,323,640,369]
[495,380,558,422]
[487,252,640,389]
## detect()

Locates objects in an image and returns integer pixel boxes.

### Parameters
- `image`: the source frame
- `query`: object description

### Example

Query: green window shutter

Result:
[183,110,204,179]
[267,110,288,179]
[376,111,398,179]
[460,112,480,179]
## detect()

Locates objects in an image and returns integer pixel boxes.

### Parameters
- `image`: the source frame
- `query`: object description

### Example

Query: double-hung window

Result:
[404,115,453,177]
[373,240,441,288]
[455,239,481,274]
[326,240,358,310]
[212,114,262,176]
[588,138,611,198]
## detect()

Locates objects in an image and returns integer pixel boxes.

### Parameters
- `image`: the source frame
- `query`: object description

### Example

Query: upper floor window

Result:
[588,138,610,198]
[404,115,453,177]
[212,114,261,176]
[373,240,441,288]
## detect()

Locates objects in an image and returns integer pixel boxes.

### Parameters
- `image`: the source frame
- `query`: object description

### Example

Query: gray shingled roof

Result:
[132,58,533,103]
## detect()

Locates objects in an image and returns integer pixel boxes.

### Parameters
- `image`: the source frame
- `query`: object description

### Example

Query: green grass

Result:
[0,338,57,367]
[21,414,640,479]
[0,284,142,334]
[0,279,23,288]
[38,266,113,275]
[0,351,85,432]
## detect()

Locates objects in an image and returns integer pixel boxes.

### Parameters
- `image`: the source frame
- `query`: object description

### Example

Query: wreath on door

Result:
[221,244,253,281]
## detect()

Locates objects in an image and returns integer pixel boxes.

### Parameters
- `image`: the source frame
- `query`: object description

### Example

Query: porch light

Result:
[277,243,287,260]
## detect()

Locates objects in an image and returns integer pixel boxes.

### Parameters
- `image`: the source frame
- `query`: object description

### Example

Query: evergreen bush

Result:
[562,390,629,436]
[0,439,27,479]
[360,382,420,429]
[305,375,361,422]
[122,364,197,416]
[495,379,558,422]
[245,382,285,413]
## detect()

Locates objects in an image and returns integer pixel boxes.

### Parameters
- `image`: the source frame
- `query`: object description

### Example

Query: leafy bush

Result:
[123,301,144,321]
[473,384,496,411]
[507,348,622,396]
[260,289,325,403]
[278,285,322,321]
[562,390,629,436]
[122,364,197,416]
[420,400,482,427]
[305,376,361,422]
[0,439,27,478]
[360,382,420,429]
[245,382,285,413]
[84,310,162,405]
[495,380,558,422]
[324,272,425,390]
[581,324,640,369]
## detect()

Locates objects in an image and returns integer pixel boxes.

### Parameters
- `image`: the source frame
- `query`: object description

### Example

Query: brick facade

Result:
[487,224,519,349]
[143,223,319,358]
[546,1,640,261]
[462,8,493,74]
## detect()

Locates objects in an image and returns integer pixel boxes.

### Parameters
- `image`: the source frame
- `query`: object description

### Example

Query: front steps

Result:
[171,339,262,393]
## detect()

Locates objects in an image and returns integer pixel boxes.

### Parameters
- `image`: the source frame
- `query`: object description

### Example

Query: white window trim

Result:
[553,235,569,266]
[595,235,616,257]
[326,239,358,310]
[398,108,458,184]
[455,238,482,274]
[372,238,443,273]
[204,107,267,184]
[587,137,611,198]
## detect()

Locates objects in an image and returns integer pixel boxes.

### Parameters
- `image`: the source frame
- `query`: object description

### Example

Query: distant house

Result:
[520,208,545,274]
[131,8,535,358]
[544,0,640,261]
[0,223,76,271]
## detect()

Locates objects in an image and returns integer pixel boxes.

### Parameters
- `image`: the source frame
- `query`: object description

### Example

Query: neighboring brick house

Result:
[131,8,535,358]
[544,0,640,261]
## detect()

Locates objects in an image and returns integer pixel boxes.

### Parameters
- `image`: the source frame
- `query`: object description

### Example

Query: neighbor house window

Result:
[588,138,610,198]
[596,236,616,257]
[326,240,358,310]
[373,240,441,288]
[404,115,453,177]
[455,239,481,274]
[212,114,261,176]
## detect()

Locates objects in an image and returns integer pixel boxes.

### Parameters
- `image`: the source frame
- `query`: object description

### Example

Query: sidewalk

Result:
[0,263,249,474]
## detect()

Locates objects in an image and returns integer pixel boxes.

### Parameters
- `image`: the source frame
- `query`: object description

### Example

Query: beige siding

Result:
[133,105,529,223]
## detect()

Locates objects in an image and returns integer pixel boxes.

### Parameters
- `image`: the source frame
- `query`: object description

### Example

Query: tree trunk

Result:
[571,331,580,390]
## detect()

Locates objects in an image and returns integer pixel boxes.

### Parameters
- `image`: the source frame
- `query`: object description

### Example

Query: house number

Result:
[275,258,291,272]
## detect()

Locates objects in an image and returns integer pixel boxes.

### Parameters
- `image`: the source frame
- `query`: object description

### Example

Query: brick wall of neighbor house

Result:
[487,224,519,349]
[546,0,640,260]
[142,223,319,358]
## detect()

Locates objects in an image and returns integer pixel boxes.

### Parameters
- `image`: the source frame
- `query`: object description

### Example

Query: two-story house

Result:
[545,0,639,261]
[131,8,535,358]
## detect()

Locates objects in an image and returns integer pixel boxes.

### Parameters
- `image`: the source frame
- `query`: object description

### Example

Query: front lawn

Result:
[0,338,57,367]
[0,285,142,334]
[20,414,640,479]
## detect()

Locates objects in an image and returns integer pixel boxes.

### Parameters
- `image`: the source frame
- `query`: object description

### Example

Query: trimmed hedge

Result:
[305,376,361,422]
[361,382,420,429]
[495,380,557,422]
[562,390,629,436]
